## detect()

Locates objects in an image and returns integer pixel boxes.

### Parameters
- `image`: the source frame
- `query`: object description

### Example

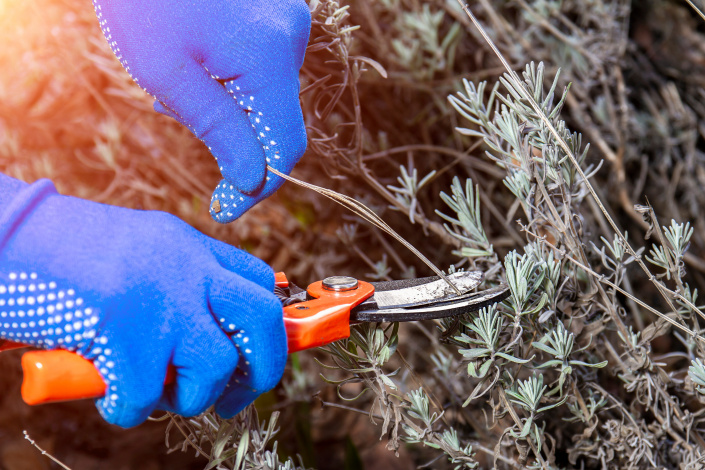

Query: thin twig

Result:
[498,389,549,469]
[535,230,703,342]
[168,414,211,460]
[315,397,385,420]
[684,0,705,22]
[24,431,73,470]
[267,165,461,294]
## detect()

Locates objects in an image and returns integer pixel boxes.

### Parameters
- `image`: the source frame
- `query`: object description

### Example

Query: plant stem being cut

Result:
[267,165,462,295]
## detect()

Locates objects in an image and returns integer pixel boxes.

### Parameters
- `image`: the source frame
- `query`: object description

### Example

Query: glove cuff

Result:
[0,177,57,253]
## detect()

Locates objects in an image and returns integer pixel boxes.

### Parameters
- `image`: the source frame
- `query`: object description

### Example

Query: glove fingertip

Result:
[214,384,260,419]
[207,239,274,289]
[231,157,266,195]
[210,181,240,223]
[209,180,256,224]
[260,265,276,292]
[95,396,150,428]
[205,118,267,195]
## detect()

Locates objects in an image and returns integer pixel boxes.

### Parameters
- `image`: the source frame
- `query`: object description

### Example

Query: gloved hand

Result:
[92,0,311,223]
[0,174,287,427]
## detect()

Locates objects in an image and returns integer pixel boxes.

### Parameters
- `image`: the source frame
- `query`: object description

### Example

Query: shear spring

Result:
[274,286,303,307]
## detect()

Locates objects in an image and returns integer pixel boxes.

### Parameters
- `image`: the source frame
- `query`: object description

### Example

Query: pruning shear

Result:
[0,271,508,406]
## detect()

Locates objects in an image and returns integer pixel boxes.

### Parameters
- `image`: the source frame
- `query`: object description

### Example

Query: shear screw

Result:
[322,276,359,292]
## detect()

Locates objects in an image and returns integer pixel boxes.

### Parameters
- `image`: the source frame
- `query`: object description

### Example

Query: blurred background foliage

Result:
[2,0,705,468]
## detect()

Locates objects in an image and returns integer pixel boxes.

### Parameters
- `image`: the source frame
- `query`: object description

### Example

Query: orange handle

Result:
[20,351,178,405]
[10,273,374,405]
[21,350,111,404]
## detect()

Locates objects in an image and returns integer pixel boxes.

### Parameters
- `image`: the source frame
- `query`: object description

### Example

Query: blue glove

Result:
[92,0,311,223]
[0,173,287,427]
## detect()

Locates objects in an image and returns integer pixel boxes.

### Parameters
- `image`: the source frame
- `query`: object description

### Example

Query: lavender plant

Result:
[172,2,705,468]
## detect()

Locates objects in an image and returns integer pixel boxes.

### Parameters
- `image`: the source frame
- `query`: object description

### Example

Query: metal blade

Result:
[372,271,483,309]
[352,284,509,322]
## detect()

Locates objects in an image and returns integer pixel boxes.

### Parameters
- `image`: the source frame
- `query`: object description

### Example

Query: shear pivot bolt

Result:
[322,276,358,292]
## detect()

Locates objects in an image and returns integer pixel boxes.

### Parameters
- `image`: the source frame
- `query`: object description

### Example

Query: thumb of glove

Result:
[207,76,307,223]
